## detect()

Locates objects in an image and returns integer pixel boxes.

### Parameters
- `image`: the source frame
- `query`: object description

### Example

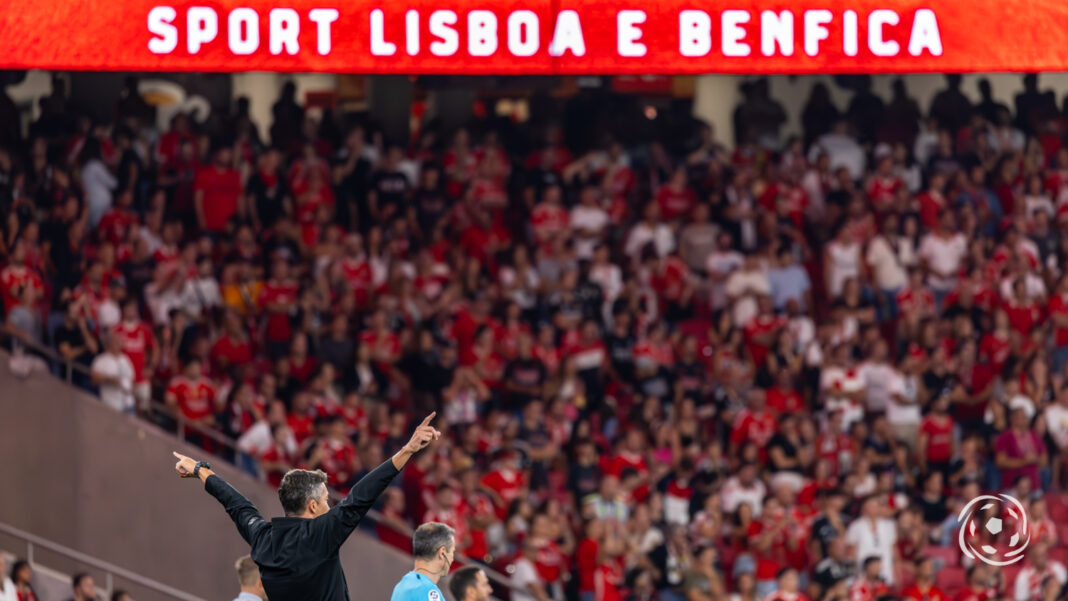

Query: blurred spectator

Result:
[66,573,99,601]
[0,557,14,601]
[232,555,266,601]
[1013,542,1066,601]
[90,329,136,414]
[8,560,34,601]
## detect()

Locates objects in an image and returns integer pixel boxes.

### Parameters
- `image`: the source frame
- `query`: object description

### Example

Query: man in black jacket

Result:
[173,412,441,601]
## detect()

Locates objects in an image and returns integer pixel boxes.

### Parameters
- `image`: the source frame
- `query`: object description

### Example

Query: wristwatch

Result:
[193,461,212,478]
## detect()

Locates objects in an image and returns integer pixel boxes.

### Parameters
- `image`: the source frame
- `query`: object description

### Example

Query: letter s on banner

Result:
[148,6,179,54]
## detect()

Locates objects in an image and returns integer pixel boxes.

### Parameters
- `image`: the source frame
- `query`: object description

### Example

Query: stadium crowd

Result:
[8,72,1068,601]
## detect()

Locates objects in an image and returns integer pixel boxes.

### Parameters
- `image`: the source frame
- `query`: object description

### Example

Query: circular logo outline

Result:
[957,493,1031,567]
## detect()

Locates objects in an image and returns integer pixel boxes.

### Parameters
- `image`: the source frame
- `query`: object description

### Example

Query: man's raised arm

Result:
[173,451,266,545]
[329,412,441,531]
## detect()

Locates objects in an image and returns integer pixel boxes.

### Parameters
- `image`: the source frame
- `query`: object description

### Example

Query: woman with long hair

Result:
[9,561,35,601]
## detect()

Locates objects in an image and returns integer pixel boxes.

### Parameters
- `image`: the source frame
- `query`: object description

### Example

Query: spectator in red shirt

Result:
[848,557,889,601]
[194,144,243,235]
[0,240,44,313]
[994,405,1047,490]
[531,185,570,252]
[114,298,158,411]
[260,259,299,358]
[918,172,949,230]
[952,565,996,601]
[164,357,219,448]
[655,166,696,221]
[1003,276,1043,338]
[902,557,949,601]
[211,310,253,375]
[377,487,413,554]
[1049,274,1068,374]
[918,393,956,475]
[731,388,778,463]
[308,416,360,492]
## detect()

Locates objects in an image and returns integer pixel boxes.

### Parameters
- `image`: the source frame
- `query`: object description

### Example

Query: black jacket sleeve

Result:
[316,458,401,548]
[205,474,268,545]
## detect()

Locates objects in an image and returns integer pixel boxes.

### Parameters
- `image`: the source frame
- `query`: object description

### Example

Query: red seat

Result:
[1048,501,1068,523]
[1045,492,1068,506]
[936,567,966,591]
[1052,547,1068,566]
[1003,565,1023,591]
[923,545,960,568]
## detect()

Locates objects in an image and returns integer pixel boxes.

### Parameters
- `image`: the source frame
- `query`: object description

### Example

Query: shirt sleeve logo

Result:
[429,589,441,601]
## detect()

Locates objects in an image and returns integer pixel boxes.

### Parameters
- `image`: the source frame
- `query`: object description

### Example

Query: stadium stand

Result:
[5,72,1068,601]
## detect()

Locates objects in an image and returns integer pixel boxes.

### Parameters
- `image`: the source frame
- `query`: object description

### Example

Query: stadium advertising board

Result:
[2,0,1067,74]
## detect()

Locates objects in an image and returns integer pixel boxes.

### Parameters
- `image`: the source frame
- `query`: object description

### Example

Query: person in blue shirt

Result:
[391,522,455,601]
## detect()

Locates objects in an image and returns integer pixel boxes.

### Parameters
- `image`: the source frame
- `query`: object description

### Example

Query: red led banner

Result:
[2,0,1068,74]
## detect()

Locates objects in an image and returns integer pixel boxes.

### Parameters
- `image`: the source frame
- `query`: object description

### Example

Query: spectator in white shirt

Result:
[180,256,223,320]
[721,462,767,517]
[1014,542,1066,601]
[808,121,866,181]
[725,255,770,328]
[918,211,968,307]
[679,203,719,273]
[0,556,17,601]
[999,258,1047,302]
[624,203,674,262]
[705,232,744,312]
[865,214,914,319]
[91,330,136,414]
[511,540,552,601]
[570,186,609,260]
[886,353,922,449]
[844,496,896,585]
[858,340,899,414]
[824,225,861,299]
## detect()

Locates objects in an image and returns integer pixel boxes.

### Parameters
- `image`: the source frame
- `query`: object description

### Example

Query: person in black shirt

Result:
[567,439,601,504]
[812,537,855,597]
[767,414,806,479]
[335,129,373,232]
[809,490,848,556]
[503,334,547,409]
[412,164,448,240]
[863,415,896,473]
[247,148,289,231]
[53,301,99,388]
[368,147,411,224]
[605,312,636,385]
[173,413,441,601]
[113,127,144,203]
[913,471,949,527]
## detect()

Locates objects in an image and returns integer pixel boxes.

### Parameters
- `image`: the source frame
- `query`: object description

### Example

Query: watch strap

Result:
[193,461,212,478]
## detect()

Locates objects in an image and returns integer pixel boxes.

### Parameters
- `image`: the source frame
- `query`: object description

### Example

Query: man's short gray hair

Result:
[278,469,328,516]
[412,522,455,560]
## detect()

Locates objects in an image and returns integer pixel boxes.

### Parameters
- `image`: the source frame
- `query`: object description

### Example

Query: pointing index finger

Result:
[418,412,437,428]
